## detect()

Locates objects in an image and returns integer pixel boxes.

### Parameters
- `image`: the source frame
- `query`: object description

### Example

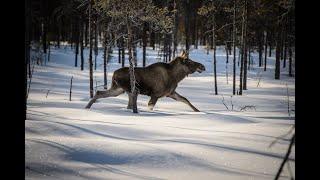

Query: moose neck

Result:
[169,60,189,83]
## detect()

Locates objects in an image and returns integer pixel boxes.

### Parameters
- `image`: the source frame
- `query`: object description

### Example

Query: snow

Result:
[26,44,295,180]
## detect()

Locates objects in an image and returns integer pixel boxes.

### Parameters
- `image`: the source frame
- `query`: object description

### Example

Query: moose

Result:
[85,50,205,112]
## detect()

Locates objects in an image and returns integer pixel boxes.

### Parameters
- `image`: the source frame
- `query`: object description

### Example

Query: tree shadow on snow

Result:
[26,138,287,179]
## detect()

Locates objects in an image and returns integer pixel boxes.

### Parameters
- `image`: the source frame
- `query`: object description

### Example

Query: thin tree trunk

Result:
[48,41,51,62]
[80,20,84,71]
[275,41,281,79]
[42,22,47,54]
[283,18,288,69]
[212,11,218,95]
[225,42,229,64]
[57,23,61,48]
[118,45,121,64]
[185,0,190,52]
[258,34,263,67]
[248,47,251,70]
[88,0,94,98]
[283,41,287,68]
[103,25,108,89]
[239,1,245,95]
[127,19,138,113]
[75,20,79,67]
[232,0,236,95]
[143,23,147,67]
[243,0,248,90]
[289,45,293,77]
[269,41,272,57]
[173,0,177,58]
[264,31,268,71]
[94,17,98,71]
[85,19,88,47]
[275,11,281,80]
[121,37,125,67]
[133,43,137,67]
[26,0,31,101]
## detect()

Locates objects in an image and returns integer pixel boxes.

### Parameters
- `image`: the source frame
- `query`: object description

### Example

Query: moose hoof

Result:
[148,105,154,111]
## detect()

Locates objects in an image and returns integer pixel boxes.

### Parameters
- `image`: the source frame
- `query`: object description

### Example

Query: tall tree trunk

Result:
[269,40,272,57]
[121,37,125,67]
[94,17,98,71]
[258,34,263,67]
[26,0,31,100]
[75,19,79,67]
[275,20,281,79]
[248,46,251,70]
[194,15,198,49]
[283,41,287,68]
[173,0,178,58]
[232,0,236,95]
[80,20,84,71]
[127,19,138,113]
[283,17,288,68]
[225,42,229,64]
[103,24,108,89]
[85,19,88,47]
[212,10,218,95]
[142,23,147,67]
[42,21,47,54]
[239,1,245,95]
[57,22,61,48]
[88,0,94,98]
[185,0,190,52]
[133,43,137,67]
[118,44,121,64]
[288,44,293,77]
[150,31,155,50]
[264,31,268,71]
[243,0,248,90]
[48,41,51,62]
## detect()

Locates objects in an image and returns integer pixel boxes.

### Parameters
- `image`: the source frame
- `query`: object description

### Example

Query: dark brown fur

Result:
[85,51,205,112]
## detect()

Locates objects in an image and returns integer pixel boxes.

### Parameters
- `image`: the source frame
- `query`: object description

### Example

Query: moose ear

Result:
[180,50,188,59]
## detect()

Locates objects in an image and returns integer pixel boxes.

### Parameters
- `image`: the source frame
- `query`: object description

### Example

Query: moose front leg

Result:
[147,96,158,110]
[168,91,200,112]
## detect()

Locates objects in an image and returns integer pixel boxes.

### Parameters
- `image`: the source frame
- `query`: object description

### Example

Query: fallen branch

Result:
[221,95,230,110]
[239,105,256,111]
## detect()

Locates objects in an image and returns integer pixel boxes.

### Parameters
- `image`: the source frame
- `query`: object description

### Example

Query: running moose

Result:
[85,50,205,112]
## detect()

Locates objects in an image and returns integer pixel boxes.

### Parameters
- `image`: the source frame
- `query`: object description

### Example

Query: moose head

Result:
[175,50,206,74]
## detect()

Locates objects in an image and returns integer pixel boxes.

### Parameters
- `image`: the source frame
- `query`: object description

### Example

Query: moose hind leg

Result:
[148,96,158,110]
[85,88,124,109]
[168,91,200,112]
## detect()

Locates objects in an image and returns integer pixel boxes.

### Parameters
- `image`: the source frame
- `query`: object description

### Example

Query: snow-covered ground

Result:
[26,44,295,180]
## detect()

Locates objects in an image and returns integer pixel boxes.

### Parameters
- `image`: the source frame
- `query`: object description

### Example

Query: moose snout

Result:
[197,64,206,73]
